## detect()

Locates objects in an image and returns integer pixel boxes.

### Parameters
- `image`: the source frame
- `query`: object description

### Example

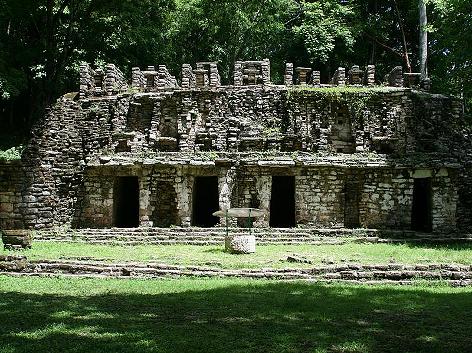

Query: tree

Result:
[0,0,174,131]
[356,0,420,76]
[292,0,356,65]
[419,0,428,78]
[428,0,472,114]
[167,0,298,82]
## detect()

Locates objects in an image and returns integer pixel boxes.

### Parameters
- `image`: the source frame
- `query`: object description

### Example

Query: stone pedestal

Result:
[225,235,256,254]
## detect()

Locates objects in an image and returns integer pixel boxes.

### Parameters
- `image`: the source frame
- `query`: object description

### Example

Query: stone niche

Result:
[329,102,355,153]
[234,60,270,86]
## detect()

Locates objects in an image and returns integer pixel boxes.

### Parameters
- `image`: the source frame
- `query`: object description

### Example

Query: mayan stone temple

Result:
[1,59,471,244]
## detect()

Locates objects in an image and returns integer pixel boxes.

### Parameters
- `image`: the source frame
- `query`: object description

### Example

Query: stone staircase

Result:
[31,227,468,245]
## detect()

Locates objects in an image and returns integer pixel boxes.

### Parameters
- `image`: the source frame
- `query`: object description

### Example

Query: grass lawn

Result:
[0,276,471,353]
[3,241,472,268]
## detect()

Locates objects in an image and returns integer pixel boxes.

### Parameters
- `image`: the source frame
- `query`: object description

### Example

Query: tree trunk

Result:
[370,0,377,64]
[394,0,412,73]
[419,0,428,79]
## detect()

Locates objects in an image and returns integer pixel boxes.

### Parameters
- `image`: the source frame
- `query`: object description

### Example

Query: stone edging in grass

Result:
[1,255,472,286]
[30,227,472,245]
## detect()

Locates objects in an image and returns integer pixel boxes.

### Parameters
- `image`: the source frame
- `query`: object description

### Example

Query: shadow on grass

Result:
[0,279,471,353]
[402,241,472,251]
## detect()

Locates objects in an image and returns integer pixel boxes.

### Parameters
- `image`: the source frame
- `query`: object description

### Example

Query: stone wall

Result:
[360,168,458,232]
[0,161,24,229]
[19,98,85,229]
[0,60,468,234]
[74,87,459,158]
[80,174,114,228]
[72,159,458,233]
[296,168,345,227]
[80,63,127,98]
[456,146,472,232]
[150,168,179,227]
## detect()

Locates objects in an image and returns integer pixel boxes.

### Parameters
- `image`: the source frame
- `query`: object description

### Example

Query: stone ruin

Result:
[1,59,472,237]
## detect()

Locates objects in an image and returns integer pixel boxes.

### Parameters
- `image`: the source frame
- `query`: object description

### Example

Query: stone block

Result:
[1,229,33,250]
[0,203,13,212]
[225,235,256,254]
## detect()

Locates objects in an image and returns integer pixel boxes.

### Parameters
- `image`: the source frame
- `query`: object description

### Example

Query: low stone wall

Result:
[1,255,471,285]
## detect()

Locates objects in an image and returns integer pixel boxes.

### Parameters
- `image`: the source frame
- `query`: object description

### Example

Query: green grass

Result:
[0,276,471,353]
[3,242,472,268]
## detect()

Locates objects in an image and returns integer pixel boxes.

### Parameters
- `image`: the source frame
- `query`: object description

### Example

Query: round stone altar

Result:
[225,235,256,254]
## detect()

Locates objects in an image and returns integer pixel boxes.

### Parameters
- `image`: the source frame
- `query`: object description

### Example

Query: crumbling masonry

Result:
[1,60,471,236]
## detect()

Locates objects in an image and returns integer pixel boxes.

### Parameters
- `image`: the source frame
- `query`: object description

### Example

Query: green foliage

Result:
[0,145,23,161]
[198,151,219,161]
[286,86,380,122]
[262,127,281,138]
[168,0,296,81]
[0,66,27,100]
[292,1,356,63]
[428,0,472,115]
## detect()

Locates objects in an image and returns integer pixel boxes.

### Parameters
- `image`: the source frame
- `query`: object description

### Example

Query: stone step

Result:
[30,227,469,245]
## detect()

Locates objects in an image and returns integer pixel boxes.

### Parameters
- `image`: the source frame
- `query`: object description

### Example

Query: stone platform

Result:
[30,227,470,246]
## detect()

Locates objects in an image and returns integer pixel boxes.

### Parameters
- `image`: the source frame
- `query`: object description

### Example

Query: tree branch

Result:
[284,0,304,27]
[363,32,403,58]
[393,0,412,72]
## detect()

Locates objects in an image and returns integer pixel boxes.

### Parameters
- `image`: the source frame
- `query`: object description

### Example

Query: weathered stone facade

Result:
[0,60,470,235]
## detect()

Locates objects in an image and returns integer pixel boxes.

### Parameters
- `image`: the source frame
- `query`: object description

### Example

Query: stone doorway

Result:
[192,176,219,227]
[113,176,139,228]
[344,181,360,228]
[270,176,296,227]
[411,178,433,232]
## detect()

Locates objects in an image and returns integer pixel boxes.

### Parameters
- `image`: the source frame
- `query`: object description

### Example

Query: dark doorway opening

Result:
[411,178,433,232]
[192,176,219,227]
[344,182,360,228]
[113,176,139,228]
[270,176,296,227]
